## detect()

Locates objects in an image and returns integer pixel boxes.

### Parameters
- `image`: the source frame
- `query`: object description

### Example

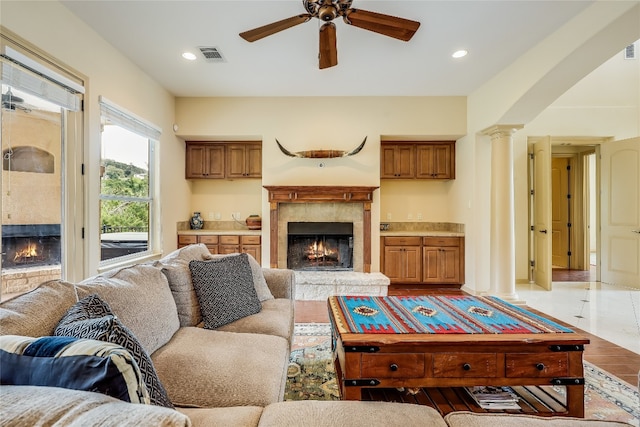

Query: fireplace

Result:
[287,222,353,271]
[1,224,62,269]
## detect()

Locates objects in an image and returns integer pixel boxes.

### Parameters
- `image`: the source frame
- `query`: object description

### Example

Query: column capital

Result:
[481,124,524,141]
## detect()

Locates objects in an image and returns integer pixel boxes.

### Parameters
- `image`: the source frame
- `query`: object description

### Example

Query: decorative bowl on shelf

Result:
[246,215,262,230]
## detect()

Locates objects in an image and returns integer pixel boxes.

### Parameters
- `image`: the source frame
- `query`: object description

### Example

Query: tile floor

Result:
[516,280,640,356]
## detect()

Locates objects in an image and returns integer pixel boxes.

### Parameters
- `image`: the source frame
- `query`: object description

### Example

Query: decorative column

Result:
[482,125,523,301]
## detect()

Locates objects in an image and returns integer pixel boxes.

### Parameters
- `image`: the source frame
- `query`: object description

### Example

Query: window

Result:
[1,40,84,297]
[99,97,159,264]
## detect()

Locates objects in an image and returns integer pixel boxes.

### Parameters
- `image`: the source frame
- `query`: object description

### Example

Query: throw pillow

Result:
[54,294,174,408]
[189,253,262,329]
[0,335,150,404]
[206,252,274,302]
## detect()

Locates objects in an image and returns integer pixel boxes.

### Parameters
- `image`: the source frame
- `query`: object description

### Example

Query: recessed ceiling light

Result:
[452,50,468,59]
[182,52,197,61]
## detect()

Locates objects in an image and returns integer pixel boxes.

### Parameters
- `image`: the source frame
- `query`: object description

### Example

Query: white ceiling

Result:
[61,0,594,97]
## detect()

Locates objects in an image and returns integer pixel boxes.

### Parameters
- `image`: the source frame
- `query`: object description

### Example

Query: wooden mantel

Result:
[263,186,378,272]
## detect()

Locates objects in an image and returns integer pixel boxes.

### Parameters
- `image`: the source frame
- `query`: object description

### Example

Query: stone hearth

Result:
[295,271,390,301]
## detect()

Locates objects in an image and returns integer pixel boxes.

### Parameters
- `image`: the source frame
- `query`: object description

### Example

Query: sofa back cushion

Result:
[54,294,173,408]
[75,264,179,355]
[154,243,212,327]
[0,280,77,337]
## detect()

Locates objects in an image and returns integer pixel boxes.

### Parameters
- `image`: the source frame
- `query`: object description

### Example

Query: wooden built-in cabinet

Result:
[382,237,422,283]
[178,234,261,264]
[381,235,464,289]
[381,141,455,180]
[185,141,261,179]
[185,144,225,179]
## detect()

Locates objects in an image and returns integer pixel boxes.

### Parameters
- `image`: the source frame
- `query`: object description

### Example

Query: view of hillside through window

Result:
[100,124,150,261]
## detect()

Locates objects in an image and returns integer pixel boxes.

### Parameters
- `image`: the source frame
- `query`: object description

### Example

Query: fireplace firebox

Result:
[287,222,353,271]
[1,224,61,269]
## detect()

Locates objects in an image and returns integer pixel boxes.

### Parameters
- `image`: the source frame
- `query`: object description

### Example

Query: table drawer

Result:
[219,235,240,245]
[241,235,261,245]
[178,235,197,245]
[198,235,219,245]
[506,353,569,377]
[433,353,498,377]
[361,353,425,378]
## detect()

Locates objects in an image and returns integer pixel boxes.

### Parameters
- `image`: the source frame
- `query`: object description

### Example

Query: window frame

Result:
[98,96,160,267]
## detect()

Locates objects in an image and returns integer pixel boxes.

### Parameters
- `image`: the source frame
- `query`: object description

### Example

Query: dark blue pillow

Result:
[0,335,149,404]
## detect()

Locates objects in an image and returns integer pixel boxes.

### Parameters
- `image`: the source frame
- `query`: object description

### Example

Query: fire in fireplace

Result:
[1,224,61,269]
[287,222,353,271]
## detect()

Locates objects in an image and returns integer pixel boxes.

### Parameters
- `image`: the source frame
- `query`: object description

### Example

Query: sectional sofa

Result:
[0,244,632,426]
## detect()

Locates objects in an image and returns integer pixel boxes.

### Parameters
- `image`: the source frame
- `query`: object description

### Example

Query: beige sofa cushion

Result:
[258,401,449,427]
[155,244,213,327]
[178,406,263,427]
[443,412,634,426]
[152,327,289,408]
[76,264,179,355]
[215,298,294,342]
[0,280,77,337]
[0,385,190,427]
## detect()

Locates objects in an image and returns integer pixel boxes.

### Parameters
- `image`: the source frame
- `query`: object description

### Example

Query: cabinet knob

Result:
[535,363,545,371]
[462,363,471,371]
[389,363,399,372]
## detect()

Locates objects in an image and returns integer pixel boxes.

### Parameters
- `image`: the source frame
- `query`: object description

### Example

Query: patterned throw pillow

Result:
[54,294,173,408]
[189,253,262,329]
[0,335,150,404]
[206,253,274,302]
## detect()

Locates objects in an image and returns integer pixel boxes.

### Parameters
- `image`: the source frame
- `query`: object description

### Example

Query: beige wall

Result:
[176,96,467,271]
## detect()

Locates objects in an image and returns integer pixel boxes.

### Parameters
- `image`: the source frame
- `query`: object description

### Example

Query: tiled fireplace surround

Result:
[264,186,389,300]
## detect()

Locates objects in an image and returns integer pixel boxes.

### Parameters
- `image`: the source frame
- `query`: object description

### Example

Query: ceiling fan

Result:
[239,0,420,69]
[1,88,29,112]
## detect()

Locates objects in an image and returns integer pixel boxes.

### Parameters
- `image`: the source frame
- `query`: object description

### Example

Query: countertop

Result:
[178,229,261,236]
[380,231,464,237]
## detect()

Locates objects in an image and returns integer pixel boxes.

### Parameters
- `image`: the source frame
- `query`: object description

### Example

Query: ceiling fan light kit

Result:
[239,0,420,69]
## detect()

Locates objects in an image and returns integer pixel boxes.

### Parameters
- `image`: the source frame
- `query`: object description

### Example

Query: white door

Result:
[601,137,640,289]
[533,137,552,290]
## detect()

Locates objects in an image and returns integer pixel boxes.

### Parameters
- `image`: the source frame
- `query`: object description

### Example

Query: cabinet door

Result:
[245,144,262,177]
[383,246,421,283]
[422,246,461,283]
[226,144,247,178]
[416,144,454,179]
[185,143,224,179]
[242,245,261,264]
[381,145,414,178]
[185,145,207,178]
[383,246,405,281]
[205,145,225,178]
[226,144,262,178]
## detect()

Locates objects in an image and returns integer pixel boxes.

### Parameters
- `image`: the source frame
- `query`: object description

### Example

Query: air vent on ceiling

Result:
[198,46,226,63]
[624,43,636,60]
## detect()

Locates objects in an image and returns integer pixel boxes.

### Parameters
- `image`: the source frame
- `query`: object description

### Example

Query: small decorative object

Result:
[380,223,390,231]
[245,214,262,230]
[190,212,204,230]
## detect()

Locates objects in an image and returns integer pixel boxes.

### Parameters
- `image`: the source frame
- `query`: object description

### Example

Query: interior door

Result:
[601,137,640,289]
[533,137,552,290]
[551,157,570,268]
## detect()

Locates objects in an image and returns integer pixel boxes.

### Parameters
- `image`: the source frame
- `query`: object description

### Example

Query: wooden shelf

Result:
[361,385,571,417]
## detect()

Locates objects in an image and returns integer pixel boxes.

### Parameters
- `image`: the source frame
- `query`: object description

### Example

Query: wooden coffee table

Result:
[328,295,589,417]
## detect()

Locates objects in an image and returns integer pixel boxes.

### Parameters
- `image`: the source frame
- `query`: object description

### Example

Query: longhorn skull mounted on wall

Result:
[276,137,366,159]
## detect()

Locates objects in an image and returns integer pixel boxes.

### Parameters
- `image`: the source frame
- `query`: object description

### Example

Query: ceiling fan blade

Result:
[345,9,420,42]
[319,22,338,69]
[240,14,312,42]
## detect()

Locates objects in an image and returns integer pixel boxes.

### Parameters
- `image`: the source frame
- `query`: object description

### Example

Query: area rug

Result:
[285,323,640,426]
